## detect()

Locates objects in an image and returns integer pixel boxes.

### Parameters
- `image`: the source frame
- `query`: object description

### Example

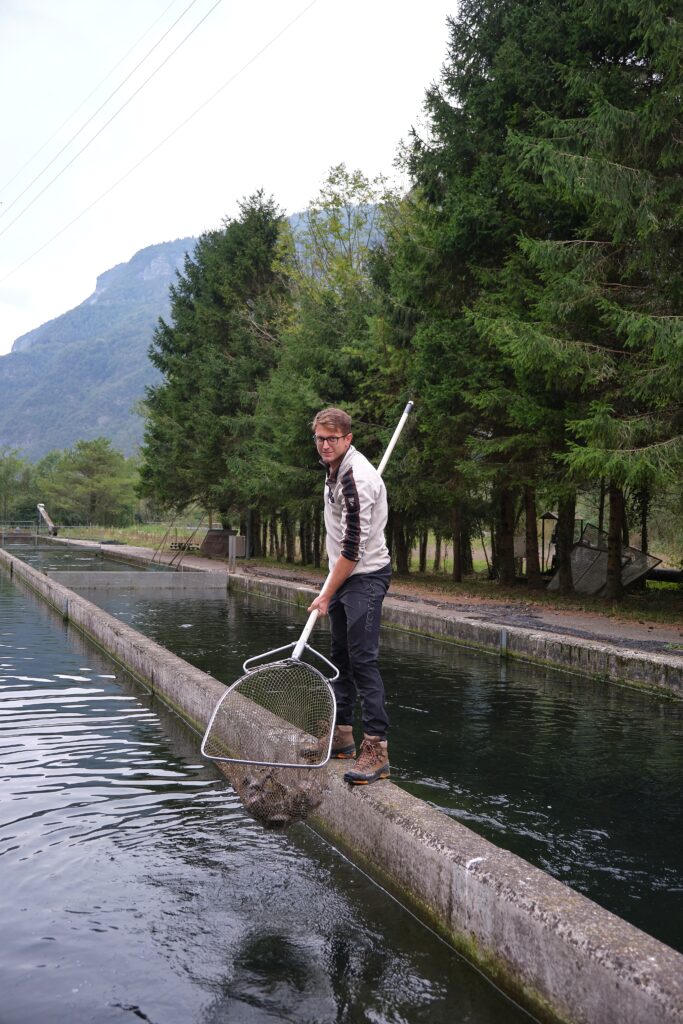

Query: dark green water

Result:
[0,571,529,1024]
[86,587,683,955]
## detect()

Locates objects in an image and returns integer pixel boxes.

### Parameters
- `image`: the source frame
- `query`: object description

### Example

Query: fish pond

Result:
[82,583,683,955]
[0,567,530,1024]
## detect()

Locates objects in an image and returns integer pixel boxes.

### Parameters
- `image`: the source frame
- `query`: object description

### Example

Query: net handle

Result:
[292,400,414,661]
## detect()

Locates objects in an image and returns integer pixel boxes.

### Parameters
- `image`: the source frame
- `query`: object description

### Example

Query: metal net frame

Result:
[201,658,336,769]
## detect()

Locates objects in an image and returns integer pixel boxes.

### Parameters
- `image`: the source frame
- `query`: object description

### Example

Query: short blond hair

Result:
[311,407,352,435]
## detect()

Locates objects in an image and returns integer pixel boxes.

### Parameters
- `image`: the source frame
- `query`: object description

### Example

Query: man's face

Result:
[313,425,352,470]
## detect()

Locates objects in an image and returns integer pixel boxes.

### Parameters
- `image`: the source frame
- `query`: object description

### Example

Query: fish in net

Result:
[217,762,330,831]
[201,657,336,829]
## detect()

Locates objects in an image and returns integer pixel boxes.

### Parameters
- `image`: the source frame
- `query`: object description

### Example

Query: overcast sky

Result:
[0,0,456,355]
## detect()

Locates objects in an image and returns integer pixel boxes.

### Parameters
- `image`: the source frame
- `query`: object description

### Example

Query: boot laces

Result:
[355,737,385,772]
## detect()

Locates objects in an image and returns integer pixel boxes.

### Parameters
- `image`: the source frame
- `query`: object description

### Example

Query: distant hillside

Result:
[0,209,373,462]
[0,238,196,460]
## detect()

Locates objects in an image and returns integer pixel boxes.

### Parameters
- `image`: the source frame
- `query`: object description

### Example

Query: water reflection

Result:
[0,572,528,1024]
[88,587,683,954]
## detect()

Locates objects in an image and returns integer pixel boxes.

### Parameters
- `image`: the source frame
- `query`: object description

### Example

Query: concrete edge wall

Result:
[231,575,683,699]
[1,546,682,1024]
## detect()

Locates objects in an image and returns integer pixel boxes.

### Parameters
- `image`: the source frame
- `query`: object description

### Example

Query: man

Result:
[307,407,392,785]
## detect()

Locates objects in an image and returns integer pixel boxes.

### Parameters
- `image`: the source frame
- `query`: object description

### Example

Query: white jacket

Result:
[323,445,390,575]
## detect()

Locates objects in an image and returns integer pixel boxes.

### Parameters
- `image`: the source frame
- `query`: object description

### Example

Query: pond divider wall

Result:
[2,545,682,1024]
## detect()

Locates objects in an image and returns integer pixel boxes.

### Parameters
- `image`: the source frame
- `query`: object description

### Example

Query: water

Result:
[3,542,168,573]
[0,571,529,1024]
[85,587,683,954]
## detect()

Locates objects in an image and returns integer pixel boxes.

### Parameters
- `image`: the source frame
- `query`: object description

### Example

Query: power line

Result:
[0,0,209,225]
[0,0,223,243]
[0,0,319,287]
[0,0,185,197]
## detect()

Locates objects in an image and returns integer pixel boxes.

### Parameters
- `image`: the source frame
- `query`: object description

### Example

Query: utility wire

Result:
[0,0,184,197]
[0,0,209,225]
[0,0,319,286]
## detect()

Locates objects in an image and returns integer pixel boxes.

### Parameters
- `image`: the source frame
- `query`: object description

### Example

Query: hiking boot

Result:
[343,735,390,785]
[331,724,356,760]
[300,723,355,762]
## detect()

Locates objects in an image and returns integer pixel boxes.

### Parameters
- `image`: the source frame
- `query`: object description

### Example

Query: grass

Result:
[58,522,207,548]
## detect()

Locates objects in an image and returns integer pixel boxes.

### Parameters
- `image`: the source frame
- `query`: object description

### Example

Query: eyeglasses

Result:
[313,433,348,447]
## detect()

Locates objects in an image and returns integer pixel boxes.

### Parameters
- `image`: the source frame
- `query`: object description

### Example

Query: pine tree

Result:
[138,193,288,523]
[388,0,592,583]
[249,167,399,563]
[490,0,683,596]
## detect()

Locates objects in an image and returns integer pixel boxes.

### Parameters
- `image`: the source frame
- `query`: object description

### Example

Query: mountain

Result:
[0,238,196,460]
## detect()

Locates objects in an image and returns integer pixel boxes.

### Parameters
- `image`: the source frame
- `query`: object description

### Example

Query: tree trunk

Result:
[524,485,543,589]
[299,511,314,565]
[270,516,281,560]
[555,492,576,595]
[597,478,606,536]
[406,529,416,572]
[639,488,650,554]
[488,521,497,579]
[282,510,296,564]
[495,487,516,586]
[629,487,651,592]
[606,483,624,600]
[392,511,410,574]
[304,510,314,564]
[462,531,473,574]
[621,500,630,548]
[433,533,442,573]
[301,520,309,569]
[252,511,263,558]
[452,503,462,583]
[419,531,428,573]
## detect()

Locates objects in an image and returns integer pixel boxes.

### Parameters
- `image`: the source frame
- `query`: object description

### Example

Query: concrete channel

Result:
[1,543,682,1024]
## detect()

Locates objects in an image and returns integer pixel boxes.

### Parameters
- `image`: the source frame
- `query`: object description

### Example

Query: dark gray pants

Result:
[328,564,391,739]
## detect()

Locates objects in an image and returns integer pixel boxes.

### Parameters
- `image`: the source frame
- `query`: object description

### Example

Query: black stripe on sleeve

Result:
[340,469,361,561]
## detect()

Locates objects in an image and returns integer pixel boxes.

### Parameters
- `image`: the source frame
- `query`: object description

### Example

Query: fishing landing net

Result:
[201,655,337,830]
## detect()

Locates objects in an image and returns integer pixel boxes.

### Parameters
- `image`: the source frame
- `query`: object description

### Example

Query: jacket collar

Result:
[322,444,355,483]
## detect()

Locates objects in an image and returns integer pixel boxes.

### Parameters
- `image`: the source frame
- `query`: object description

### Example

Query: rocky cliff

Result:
[0,238,196,459]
